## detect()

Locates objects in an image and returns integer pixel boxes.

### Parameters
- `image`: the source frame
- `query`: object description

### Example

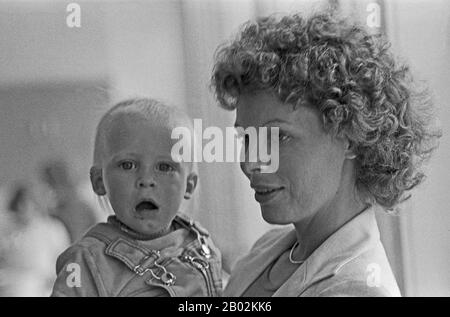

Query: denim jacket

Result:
[51,214,222,297]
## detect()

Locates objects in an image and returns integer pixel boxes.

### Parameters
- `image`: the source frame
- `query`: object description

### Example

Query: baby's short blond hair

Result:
[93,97,194,167]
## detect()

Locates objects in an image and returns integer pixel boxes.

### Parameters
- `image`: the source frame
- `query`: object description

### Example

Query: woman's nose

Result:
[240,139,263,176]
[241,160,262,176]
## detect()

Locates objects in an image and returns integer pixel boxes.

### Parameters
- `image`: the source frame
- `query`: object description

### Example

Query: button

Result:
[200,243,211,259]
[160,272,176,286]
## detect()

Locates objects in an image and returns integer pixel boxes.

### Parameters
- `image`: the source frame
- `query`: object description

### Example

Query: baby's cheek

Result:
[160,179,185,199]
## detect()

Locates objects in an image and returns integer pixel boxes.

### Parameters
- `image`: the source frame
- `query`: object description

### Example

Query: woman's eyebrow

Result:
[234,118,289,128]
[264,118,305,136]
[262,118,289,126]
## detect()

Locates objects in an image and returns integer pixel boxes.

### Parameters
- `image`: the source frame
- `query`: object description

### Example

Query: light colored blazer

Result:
[224,207,401,297]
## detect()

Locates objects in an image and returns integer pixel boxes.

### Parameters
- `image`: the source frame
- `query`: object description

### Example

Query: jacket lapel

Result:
[274,208,380,296]
[224,227,297,296]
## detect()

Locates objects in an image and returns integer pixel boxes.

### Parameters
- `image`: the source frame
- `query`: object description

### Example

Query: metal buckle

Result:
[133,250,160,276]
[198,236,211,259]
[133,266,150,276]
[133,251,176,286]
[149,262,177,286]
[160,272,176,285]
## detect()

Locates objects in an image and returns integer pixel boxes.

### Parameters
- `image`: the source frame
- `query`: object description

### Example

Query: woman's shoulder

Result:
[311,280,395,297]
[300,241,402,297]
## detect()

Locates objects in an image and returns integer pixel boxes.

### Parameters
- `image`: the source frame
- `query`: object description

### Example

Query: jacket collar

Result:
[88,215,193,273]
[226,206,381,296]
[275,207,380,296]
[224,227,296,296]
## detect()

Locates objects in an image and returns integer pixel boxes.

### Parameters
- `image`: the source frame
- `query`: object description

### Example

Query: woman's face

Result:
[235,91,348,225]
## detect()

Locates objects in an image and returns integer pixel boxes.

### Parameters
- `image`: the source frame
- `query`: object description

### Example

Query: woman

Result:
[211,11,440,296]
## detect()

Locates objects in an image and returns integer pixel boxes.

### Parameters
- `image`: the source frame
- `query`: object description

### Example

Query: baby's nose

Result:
[136,176,156,188]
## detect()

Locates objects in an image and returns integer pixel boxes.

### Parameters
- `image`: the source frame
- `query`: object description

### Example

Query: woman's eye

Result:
[236,133,250,151]
[157,163,175,172]
[244,135,250,150]
[119,161,136,170]
[279,133,291,143]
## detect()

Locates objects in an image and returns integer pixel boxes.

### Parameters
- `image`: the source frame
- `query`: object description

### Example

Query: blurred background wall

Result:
[384,0,450,297]
[0,0,448,296]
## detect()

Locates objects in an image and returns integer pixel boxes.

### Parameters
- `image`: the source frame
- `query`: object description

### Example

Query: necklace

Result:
[289,241,305,264]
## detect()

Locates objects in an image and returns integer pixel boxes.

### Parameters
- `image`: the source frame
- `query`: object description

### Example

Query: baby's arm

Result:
[51,245,108,297]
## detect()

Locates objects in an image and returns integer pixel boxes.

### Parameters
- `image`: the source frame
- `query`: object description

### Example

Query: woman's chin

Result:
[260,205,291,225]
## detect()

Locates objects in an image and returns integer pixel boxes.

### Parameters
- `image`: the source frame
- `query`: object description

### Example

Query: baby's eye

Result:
[119,161,136,170]
[156,162,175,172]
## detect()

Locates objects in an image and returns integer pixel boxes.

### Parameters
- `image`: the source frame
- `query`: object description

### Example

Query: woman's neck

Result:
[291,162,368,262]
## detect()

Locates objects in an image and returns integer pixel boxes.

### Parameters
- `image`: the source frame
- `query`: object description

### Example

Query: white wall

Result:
[103,0,187,106]
[386,0,450,296]
[0,1,110,189]
[0,1,108,86]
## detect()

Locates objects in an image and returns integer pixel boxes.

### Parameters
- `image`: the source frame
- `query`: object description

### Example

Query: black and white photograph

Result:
[0,0,448,299]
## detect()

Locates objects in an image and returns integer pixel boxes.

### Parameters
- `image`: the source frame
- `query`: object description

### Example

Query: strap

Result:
[105,238,177,285]
[85,223,178,285]
[174,214,212,259]
[105,238,160,274]
[175,213,210,237]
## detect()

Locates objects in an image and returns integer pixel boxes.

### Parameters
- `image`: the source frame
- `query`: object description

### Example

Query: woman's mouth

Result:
[253,187,284,204]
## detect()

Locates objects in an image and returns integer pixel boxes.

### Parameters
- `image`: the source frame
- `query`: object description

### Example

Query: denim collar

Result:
[86,213,211,278]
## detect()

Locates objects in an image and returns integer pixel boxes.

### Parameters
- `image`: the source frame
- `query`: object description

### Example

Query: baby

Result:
[51,98,222,297]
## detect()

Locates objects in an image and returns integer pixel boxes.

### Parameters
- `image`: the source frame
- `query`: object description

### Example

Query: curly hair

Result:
[211,11,441,210]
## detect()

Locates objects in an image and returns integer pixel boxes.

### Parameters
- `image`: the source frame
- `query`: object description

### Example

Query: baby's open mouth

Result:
[135,200,159,212]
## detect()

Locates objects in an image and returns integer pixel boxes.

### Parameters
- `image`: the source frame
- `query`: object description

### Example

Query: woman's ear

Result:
[335,132,357,160]
[90,166,107,196]
[344,138,357,160]
[184,172,198,200]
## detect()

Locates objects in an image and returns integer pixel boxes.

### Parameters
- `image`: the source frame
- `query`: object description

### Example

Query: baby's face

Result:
[102,116,193,238]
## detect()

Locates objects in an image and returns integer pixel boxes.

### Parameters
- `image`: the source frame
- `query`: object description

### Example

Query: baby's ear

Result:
[184,172,198,200]
[90,166,107,196]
